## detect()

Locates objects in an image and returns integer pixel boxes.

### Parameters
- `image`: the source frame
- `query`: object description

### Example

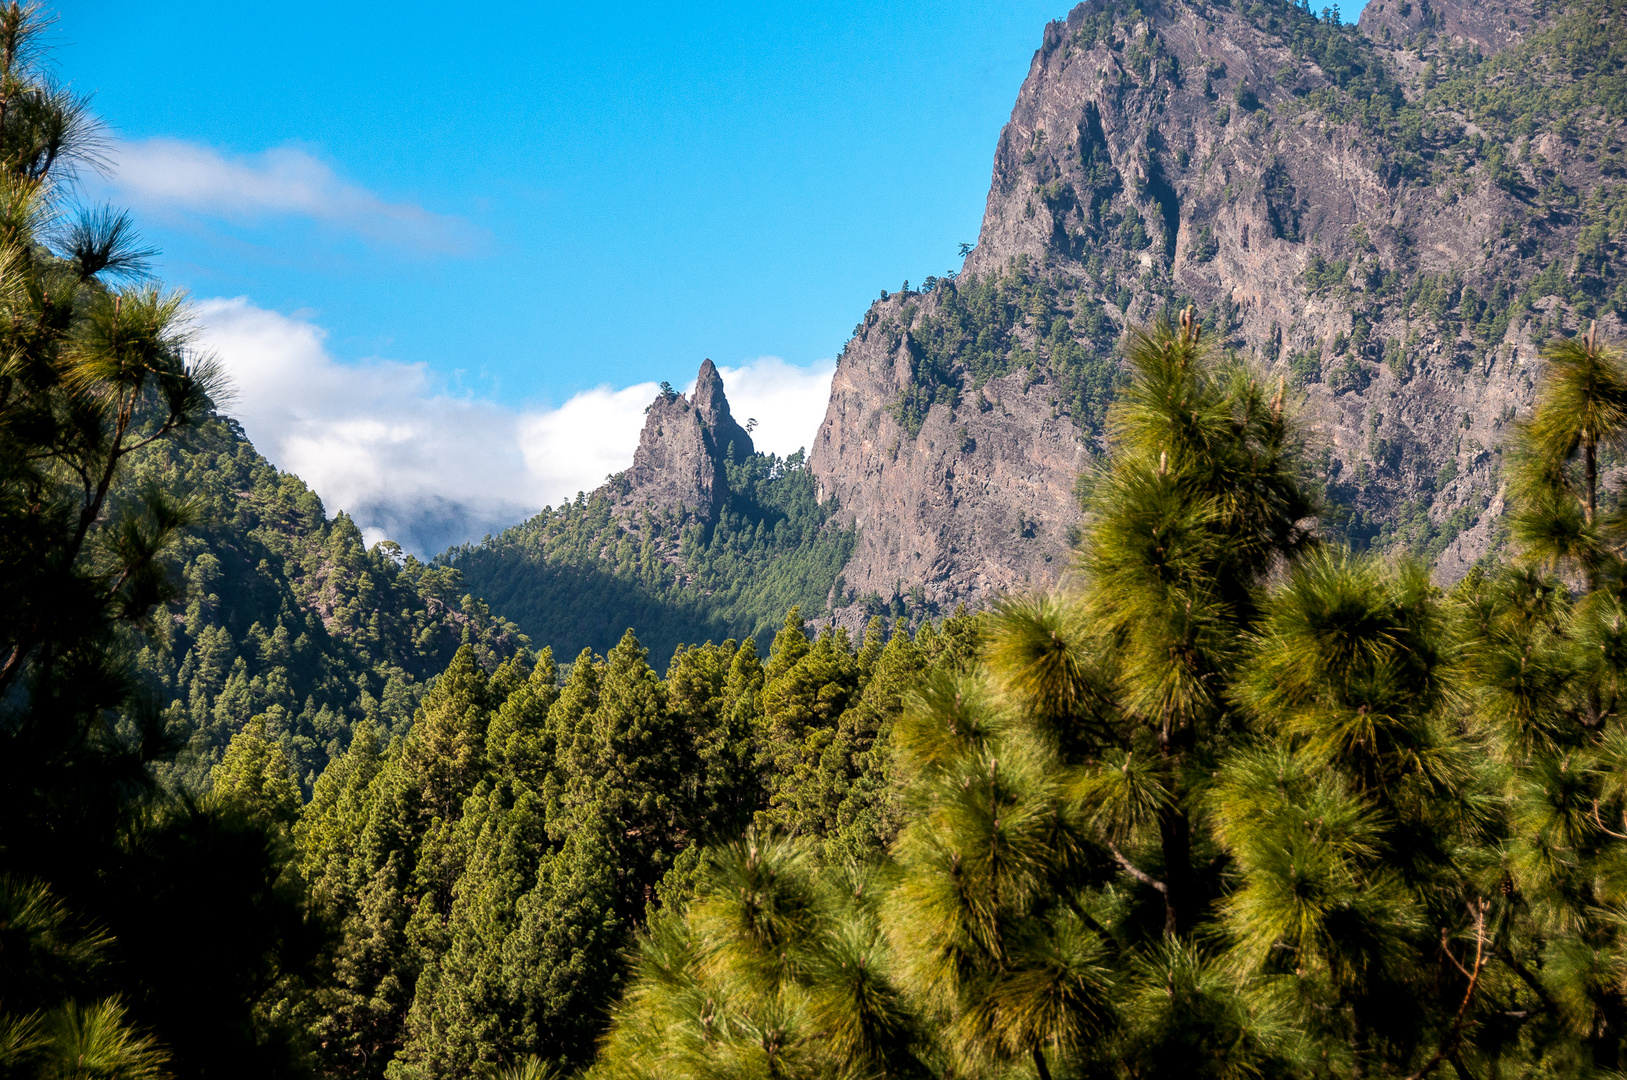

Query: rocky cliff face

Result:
[813,309,1091,613]
[1358,0,1534,55]
[811,0,1626,628]
[617,358,755,524]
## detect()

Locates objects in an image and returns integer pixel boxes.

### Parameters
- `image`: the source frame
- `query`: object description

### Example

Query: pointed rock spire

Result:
[694,358,755,462]
[615,359,754,524]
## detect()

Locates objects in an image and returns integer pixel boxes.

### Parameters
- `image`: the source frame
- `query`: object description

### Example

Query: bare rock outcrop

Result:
[692,357,755,464]
[813,303,1089,616]
[811,0,1625,628]
[617,358,754,524]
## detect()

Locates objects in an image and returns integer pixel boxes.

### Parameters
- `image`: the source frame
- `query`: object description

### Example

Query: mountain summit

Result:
[809,0,1625,628]
[454,0,1626,653]
[617,358,755,524]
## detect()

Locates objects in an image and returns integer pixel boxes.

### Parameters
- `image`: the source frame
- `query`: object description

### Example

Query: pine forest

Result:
[7,1,1627,1079]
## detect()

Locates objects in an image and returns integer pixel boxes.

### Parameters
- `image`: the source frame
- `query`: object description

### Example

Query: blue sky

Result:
[59,2,1070,399]
[53,0,1350,551]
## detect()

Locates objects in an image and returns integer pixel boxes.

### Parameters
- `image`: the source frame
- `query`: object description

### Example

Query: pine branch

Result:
[1105,841,1167,894]
[1405,899,1488,1080]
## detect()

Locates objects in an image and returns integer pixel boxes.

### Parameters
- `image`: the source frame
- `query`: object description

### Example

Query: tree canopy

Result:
[589,312,1627,1080]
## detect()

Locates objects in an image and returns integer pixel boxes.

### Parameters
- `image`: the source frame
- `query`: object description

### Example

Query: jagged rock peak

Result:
[617,359,750,524]
[694,358,755,461]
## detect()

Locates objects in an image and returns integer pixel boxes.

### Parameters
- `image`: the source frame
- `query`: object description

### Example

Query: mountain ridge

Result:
[442,0,1627,648]
[806,0,1626,629]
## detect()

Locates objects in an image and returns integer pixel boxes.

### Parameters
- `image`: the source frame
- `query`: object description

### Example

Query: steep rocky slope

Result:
[811,0,1627,628]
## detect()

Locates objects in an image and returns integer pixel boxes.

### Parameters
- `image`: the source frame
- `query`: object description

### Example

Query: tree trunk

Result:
[1157,803,1192,935]
[1586,433,1605,723]
[1590,993,1625,1070]
[1586,435,1603,606]
[1586,435,1599,526]
[1032,1046,1052,1080]
[1157,709,1194,936]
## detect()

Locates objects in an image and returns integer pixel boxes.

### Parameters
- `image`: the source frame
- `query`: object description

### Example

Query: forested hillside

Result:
[0,3,339,1071]
[446,446,856,668]
[269,310,1627,1080]
[288,606,977,1078]
[12,2,1627,1079]
[130,415,528,790]
[588,313,1627,1080]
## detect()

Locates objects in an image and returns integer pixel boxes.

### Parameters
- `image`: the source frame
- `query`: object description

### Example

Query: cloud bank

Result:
[192,299,834,556]
[105,138,482,255]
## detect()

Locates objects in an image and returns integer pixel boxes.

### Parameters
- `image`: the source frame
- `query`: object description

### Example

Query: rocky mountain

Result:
[446,359,854,666]
[810,0,1626,628]
[443,0,1625,651]
[616,358,755,524]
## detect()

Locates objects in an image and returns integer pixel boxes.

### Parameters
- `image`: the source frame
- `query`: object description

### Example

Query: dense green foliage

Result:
[0,5,328,1076]
[129,415,527,791]
[10,3,1627,1078]
[444,450,856,668]
[590,313,1627,1080]
[290,608,978,1078]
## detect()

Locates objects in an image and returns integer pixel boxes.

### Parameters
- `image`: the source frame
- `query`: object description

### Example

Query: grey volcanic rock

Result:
[693,358,755,463]
[811,0,1625,628]
[617,359,753,524]
[812,302,1090,616]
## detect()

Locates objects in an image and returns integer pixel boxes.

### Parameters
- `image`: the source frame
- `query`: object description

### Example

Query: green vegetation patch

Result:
[446,449,856,667]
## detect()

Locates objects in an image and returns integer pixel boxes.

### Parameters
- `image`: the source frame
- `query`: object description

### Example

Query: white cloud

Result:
[192,299,834,556]
[516,383,663,505]
[105,138,481,255]
[713,356,835,459]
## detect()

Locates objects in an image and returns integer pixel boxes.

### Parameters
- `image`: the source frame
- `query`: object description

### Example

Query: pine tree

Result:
[553,630,689,914]
[720,636,765,809]
[664,640,758,841]
[299,646,506,1078]
[755,624,862,837]
[760,606,811,685]
[827,618,922,861]
[390,776,551,1079]
[401,645,493,825]
[1508,320,1627,590]
[303,754,419,1079]
[485,649,557,787]
[0,877,170,1080]
[211,714,303,826]
[592,833,923,1078]
[501,819,623,1068]
[0,5,334,1073]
